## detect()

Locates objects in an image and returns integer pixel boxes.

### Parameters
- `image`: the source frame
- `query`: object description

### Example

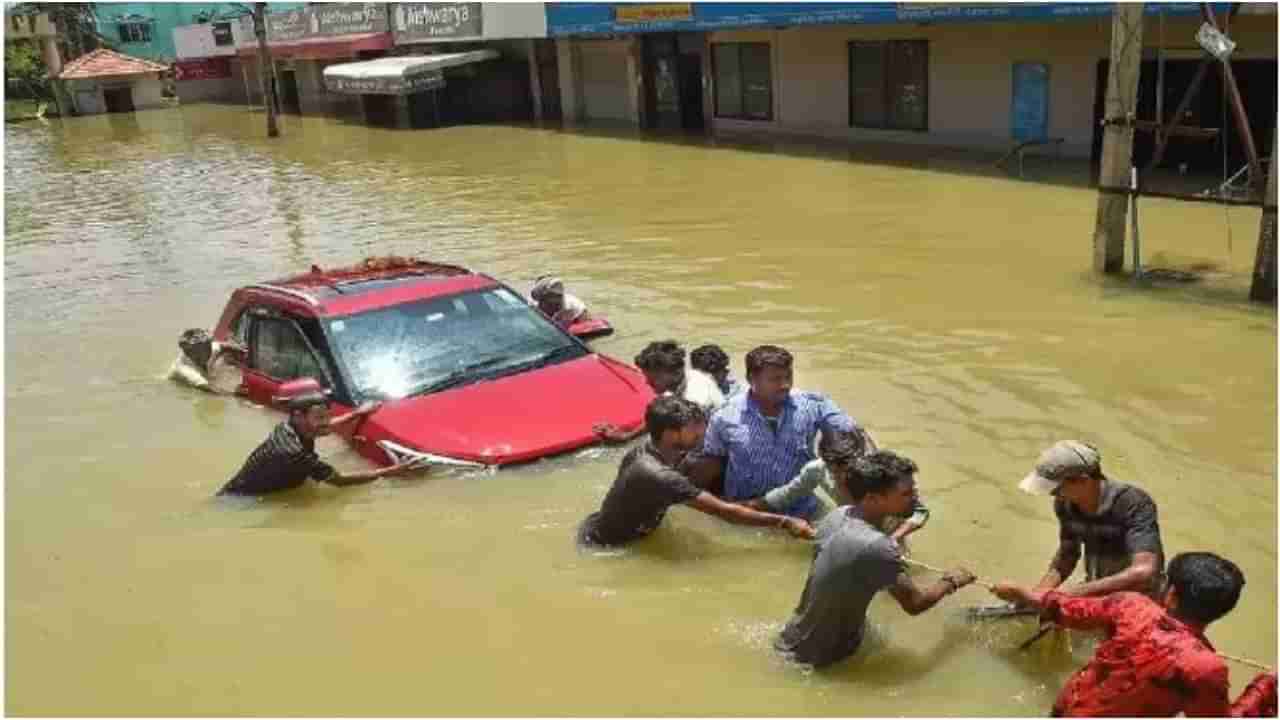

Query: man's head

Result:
[848,450,918,517]
[818,430,869,505]
[745,345,793,407]
[531,276,566,313]
[1019,440,1104,508]
[1162,552,1245,626]
[635,341,687,395]
[179,328,214,369]
[287,393,332,438]
[690,344,731,386]
[644,395,707,457]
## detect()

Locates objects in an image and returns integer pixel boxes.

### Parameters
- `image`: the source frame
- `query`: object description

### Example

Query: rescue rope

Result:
[904,558,1274,671]
[902,558,995,590]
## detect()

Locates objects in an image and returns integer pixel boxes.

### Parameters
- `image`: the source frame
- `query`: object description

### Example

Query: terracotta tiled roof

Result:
[57,49,169,80]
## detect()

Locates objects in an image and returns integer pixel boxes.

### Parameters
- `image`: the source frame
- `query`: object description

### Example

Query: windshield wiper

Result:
[514,344,583,372]
[411,356,513,396]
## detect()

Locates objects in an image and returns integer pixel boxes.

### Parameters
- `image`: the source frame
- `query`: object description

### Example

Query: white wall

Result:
[65,79,103,114]
[174,21,251,60]
[63,76,166,114]
[478,2,546,41]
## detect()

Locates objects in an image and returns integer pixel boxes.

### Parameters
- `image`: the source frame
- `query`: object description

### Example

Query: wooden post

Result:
[253,2,280,138]
[1249,131,1277,303]
[1093,3,1144,274]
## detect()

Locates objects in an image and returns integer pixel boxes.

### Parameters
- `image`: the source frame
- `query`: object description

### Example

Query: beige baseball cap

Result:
[1019,441,1101,495]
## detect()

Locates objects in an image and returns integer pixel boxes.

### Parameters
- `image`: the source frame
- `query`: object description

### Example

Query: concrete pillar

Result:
[556,38,579,127]
[1249,131,1277,303]
[1092,3,1143,274]
[527,39,543,123]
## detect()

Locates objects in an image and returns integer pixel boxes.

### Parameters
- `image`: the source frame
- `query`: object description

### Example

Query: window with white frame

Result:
[117,21,153,44]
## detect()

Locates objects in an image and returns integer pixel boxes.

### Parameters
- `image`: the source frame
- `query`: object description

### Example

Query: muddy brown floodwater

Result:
[5,106,1275,716]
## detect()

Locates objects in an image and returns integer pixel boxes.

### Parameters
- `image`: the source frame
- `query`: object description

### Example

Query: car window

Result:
[326,287,585,402]
[229,308,251,346]
[252,315,326,384]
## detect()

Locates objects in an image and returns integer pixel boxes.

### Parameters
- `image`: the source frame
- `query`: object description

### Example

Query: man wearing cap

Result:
[217,391,420,496]
[529,276,590,330]
[1012,440,1165,598]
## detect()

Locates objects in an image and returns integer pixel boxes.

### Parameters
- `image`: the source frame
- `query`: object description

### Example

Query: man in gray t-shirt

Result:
[776,451,975,668]
[578,396,815,548]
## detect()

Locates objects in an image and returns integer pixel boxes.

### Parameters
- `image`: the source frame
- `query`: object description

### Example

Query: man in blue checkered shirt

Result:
[689,345,859,519]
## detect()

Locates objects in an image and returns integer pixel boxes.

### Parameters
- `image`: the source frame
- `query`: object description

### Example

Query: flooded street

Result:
[5,105,1275,716]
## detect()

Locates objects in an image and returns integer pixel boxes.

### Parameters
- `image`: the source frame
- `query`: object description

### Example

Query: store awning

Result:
[321,50,498,96]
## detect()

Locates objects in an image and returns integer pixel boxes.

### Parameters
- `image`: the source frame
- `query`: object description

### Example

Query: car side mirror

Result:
[271,377,329,406]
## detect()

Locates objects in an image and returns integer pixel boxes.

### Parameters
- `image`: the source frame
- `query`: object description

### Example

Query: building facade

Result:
[96,3,308,63]
[546,2,1277,171]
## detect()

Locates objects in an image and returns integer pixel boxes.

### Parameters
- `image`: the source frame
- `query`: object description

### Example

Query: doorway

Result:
[279,69,301,114]
[677,53,704,130]
[102,86,135,113]
[642,33,706,131]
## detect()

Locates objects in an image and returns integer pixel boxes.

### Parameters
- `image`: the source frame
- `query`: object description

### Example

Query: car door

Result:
[241,307,334,409]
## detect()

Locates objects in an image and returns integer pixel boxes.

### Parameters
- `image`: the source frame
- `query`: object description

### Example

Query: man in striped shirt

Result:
[218,390,420,496]
[690,345,859,519]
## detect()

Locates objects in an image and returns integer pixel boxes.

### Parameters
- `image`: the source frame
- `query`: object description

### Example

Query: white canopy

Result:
[322,50,498,95]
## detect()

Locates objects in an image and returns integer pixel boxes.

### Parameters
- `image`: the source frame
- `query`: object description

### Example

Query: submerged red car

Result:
[211,258,652,468]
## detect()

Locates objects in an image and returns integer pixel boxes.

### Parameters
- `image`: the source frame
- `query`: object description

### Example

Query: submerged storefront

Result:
[389,2,550,124]
[235,3,394,118]
[322,50,498,128]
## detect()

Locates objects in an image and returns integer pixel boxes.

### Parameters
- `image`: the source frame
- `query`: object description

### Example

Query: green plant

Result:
[4,41,49,98]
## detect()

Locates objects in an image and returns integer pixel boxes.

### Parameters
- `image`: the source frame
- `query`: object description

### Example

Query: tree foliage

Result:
[8,3,113,62]
[4,41,50,97]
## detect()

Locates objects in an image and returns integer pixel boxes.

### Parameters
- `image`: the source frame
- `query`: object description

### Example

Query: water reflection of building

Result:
[547,3,1277,174]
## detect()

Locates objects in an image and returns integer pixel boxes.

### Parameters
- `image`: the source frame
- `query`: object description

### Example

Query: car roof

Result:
[244,257,505,317]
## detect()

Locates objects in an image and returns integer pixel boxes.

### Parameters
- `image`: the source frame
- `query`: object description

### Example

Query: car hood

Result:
[362,353,653,466]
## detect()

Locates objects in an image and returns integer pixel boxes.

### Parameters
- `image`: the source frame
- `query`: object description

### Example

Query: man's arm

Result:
[1034,534,1082,592]
[1228,672,1278,718]
[753,461,826,512]
[323,459,425,487]
[989,585,1123,634]
[1060,551,1160,597]
[685,492,814,539]
[592,423,645,444]
[330,401,382,429]
[815,394,856,435]
[890,498,930,543]
[888,567,975,616]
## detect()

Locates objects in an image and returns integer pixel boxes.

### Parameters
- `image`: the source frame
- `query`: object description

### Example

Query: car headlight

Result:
[378,439,488,469]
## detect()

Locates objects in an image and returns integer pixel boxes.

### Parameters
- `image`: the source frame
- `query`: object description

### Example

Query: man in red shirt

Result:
[992,552,1276,717]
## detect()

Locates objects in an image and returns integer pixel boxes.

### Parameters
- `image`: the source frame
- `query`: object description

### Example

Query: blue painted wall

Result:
[546,3,1233,37]
[94,2,305,62]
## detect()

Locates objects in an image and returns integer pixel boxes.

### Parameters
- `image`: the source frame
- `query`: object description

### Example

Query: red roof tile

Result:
[57,49,169,80]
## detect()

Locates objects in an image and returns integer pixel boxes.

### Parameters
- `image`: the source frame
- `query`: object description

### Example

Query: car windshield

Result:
[325,286,586,402]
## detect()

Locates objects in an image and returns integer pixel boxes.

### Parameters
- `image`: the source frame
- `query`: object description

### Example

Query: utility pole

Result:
[253,2,280,138]
[1092,3,1144,274]
[1249,132,1276,303]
